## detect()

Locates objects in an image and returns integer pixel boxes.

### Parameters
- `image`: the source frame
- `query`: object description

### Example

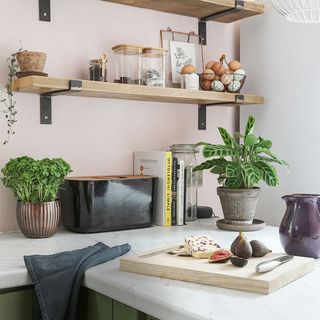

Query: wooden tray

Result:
[120,245,314,295]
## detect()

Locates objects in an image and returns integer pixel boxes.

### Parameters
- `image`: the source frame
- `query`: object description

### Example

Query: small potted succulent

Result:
[194,115,287,225]
[1,156,72,238]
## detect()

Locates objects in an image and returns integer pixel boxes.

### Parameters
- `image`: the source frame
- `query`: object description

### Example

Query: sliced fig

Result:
[230,231,252,259]
[230,256,248,268]
[250,240,272,257]
[208,249,231,263]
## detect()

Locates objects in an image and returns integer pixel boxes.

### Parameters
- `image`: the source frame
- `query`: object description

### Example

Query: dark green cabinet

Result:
[0,286,158,320]
[0,287,34,320]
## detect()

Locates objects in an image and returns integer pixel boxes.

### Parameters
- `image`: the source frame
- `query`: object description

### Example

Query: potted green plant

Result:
[194,115,287,226]
[1,156,72,238]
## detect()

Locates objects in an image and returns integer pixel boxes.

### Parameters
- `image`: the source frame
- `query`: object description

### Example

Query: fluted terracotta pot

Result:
[16,201,61,238]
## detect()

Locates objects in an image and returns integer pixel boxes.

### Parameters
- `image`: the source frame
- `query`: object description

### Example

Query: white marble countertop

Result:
[0,219,319,320]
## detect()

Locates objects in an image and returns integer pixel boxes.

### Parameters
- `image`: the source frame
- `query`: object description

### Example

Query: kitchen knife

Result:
[255,255,294,273]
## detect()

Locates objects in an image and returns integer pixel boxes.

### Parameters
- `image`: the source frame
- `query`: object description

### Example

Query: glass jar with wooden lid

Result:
[112,44,143,85]
[142,47,167,87]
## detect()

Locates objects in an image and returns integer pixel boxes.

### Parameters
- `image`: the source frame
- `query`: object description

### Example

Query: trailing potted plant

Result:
[194,115,287,226]
[1,156,72,238]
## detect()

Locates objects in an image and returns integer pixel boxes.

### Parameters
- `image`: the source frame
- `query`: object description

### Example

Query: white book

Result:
[176,160,185,226]
[133,151,172,227]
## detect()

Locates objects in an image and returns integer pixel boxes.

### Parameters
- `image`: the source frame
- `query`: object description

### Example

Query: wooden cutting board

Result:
[120,245,315,295]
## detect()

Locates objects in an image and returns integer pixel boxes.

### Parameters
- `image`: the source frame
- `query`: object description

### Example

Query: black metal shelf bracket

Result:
[40,80,82,124]
[198,94,244,130]
[39,0,51,21]
[198,0,245,45]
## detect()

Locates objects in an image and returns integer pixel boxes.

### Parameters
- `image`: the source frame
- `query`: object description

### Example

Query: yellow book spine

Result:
[164,151,172,227]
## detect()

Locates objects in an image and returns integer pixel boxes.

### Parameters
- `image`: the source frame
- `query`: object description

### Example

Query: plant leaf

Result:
[225,176,242,189]
[245,133,259,146]
[226,163,241,178]
[234,132,244,139]
[195,141,211,147]
[244,115,255,137]
[193,158,227,172]
[218,127,236,149]
[255,161,279,187]
[256,156,289,167]
[258,138,272,149]
[203,145,237,158]
[242,164,261,187]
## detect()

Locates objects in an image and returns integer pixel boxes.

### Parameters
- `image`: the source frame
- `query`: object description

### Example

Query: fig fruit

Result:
[208,249,231,263]
[230,256,248,268]
[250,240,272,257]
[230,231,252,259]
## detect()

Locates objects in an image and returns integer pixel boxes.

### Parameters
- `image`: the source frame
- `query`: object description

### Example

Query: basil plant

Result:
[193,115,288,189]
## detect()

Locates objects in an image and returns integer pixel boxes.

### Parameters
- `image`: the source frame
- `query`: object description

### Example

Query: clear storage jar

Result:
[170,144,199,221]
[112,44,143,85]
[142,47,167,87]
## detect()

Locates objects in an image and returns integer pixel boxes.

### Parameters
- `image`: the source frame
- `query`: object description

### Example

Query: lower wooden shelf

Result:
[12,76,264,107]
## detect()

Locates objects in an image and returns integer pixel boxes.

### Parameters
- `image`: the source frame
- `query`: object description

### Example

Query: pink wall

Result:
[0,0,238,231]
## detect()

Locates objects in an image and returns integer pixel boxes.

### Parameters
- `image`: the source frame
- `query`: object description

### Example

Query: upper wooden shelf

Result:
[12,76,264,106]
[102,0,264,23]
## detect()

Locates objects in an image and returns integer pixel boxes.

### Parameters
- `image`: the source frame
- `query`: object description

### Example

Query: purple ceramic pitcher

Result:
[279,194,320,258]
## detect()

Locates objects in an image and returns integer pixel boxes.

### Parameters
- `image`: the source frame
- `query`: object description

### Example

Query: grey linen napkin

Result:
[24,242,131,320]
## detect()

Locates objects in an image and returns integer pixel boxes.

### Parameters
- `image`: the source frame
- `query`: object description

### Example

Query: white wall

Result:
[0,0,239,231]
[240,0,320,226]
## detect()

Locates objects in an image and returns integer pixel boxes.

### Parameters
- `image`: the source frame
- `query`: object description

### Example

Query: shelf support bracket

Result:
[198,0,245,45]
[39,0,51,21]
[40,80,82,124]
[198,94,244,130]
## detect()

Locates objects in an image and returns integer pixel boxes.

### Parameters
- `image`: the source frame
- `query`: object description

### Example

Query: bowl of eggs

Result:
[200,55,246,93]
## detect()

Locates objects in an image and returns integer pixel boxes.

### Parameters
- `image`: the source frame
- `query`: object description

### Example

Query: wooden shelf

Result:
[12,76,264,106]
[102,0,264,23]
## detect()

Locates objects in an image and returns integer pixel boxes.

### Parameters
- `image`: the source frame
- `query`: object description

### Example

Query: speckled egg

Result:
[203,69,215,80]
[233,69,246,81]
[228,80,241,93]
[212,62,225,75]
[201,80,213,91]
[228,60,241,71]
[221,72,233,86]
[211,80,224,92]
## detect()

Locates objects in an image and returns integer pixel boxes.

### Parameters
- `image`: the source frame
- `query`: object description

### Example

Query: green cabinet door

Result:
[79,288,113,320]
[113,300,145,320]
[144,315,159,320]
[0,287,34,320]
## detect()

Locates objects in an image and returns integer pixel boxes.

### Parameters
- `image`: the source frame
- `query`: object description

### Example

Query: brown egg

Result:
[214,75,221,81]
[201,80,212,91]
[228,60,241,71]
[212,62,225,75]
[221,72,233,86]
[181,64,196,74]
[205,61,216,69]
[202,68,215,80]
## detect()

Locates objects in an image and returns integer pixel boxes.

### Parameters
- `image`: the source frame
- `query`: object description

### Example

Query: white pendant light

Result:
[272,0,320,23]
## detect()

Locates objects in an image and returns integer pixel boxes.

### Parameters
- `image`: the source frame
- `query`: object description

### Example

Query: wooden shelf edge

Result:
[12,76,264,106]
[102,0,264,23]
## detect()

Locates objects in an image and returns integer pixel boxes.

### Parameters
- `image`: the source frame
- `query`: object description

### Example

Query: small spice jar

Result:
[112,44,143,85]
[89,54,107,82]
[142,47,167,87]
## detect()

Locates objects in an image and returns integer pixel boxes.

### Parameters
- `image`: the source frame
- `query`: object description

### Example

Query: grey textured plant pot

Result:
[217,187,260,225]
[16,201,60,238]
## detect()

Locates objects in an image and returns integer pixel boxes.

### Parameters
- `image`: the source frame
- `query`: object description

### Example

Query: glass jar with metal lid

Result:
[142,47,167,87]
[112,44,143,85]
[170,144,199,221]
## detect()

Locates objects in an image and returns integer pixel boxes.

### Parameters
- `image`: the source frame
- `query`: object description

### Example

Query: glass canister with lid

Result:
[142,47,167,87]
[112,44,143,85]
[170,144,199,221]
[89,54,107,82]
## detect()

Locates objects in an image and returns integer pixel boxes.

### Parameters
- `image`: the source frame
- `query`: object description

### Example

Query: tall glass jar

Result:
[170,144,198,221]
[142,47,167,87]
[112,44,143,85]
